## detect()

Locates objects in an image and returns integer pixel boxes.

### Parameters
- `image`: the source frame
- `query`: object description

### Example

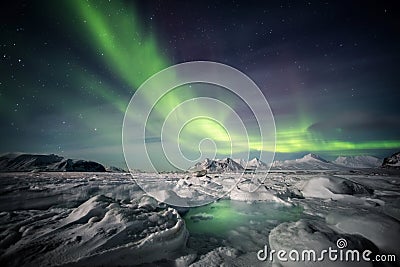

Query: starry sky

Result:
[1,0,399,169]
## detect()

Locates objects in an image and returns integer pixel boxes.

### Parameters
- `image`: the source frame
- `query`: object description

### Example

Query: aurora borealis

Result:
[1,0,399,169]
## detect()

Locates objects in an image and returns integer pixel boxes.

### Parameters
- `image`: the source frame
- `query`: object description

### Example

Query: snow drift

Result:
[300,176,373,199]
[0,194,188,266]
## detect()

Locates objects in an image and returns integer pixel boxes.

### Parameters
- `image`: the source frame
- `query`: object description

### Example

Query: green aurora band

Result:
[59,0,400,159]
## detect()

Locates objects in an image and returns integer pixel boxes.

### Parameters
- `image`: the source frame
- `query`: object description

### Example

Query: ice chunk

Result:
[269,219,378,266]
[326,212,400,259]
[190,247,239,266]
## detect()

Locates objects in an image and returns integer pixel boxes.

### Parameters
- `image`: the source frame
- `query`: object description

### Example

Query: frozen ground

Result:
[0,169,399,266]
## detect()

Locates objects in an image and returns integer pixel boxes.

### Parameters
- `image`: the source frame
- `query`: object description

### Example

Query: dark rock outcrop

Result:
[382,152,400,169]
[190,158,244,173]
[0,153,106,172]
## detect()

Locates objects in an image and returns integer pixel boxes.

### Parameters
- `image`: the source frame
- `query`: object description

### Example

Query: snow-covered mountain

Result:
[271,153,336,170]
[333,156,382,168]
[242,158,269,169]
[233,158,247,168]
[382,152,400,168]
[0,153,106,172]
[190,158,244,173]
[297,153,329,163]
[191,153,388,172]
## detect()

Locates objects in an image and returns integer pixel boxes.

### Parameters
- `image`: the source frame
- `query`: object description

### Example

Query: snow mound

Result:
[150,190,189,207]
[231,182,290,204]
[0,194,188,266]
[382,151,400,168]
[333,156,382,168]
[269,219,379,266]
[301,176,373,199]
[0,153,106,172]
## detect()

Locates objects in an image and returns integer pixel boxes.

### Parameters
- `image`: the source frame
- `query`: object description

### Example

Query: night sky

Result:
[1,0,399,169]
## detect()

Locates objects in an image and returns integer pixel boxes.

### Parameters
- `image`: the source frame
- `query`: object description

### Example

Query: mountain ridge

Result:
[189,157,244,173]
[191,153,388,172]
[0,153,106,172]
[333,155,382,168]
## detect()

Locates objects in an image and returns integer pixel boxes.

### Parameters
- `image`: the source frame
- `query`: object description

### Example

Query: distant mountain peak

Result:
[190,157,244,173]
[334,155,382,168]
[245,157,268,168]
[248,157,259,163]
[299,153,329,163]
[191,157,270,173]
[272,153,334,170]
